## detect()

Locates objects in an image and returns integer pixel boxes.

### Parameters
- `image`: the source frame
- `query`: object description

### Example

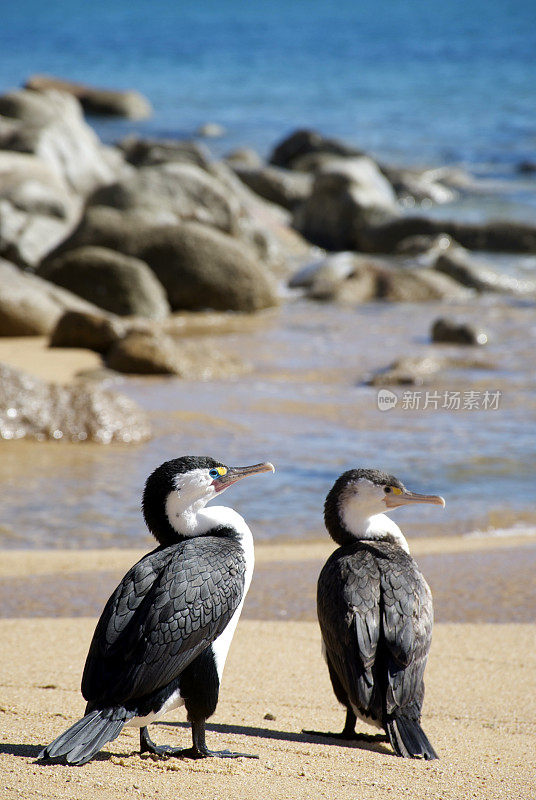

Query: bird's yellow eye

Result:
[216,467,227,476]
[391,486,402,495]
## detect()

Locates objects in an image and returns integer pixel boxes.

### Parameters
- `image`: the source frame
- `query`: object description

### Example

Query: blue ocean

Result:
[2,0,535,183]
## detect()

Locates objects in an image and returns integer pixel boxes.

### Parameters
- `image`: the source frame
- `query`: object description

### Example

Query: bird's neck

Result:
[340,507,410,553]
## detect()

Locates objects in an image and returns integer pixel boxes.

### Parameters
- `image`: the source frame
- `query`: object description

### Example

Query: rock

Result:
[50,309,125,352]
[394,234,449,256]
[367,356,445,386]
[117,136,212,169]
[431,317,488,345]
[25,74,152,119]
[0,151,74,218]
[0,198,80,268]
[433,242,534,293]
[359,215,536,254]
[135,222,279,312]
[39,246,170,319]
[0,258,104,336]
[88,162,239,234]
[197,122,226,138]
[376,267,471,301]
[518,160,536,174]
[106,331,245,378]
[367,354,493,386]
[270,129,363,170]
[289,251,359,289]
[0,362,150,443]
[293,157,398,250]
[233,164,313,210]
[225,148,263,169]
[0,89,122,195]
[380,165,456,205]
[319,262,379,303]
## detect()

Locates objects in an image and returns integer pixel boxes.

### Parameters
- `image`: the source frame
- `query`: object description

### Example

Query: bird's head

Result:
[324,468,445,546]
[143,456,275,545]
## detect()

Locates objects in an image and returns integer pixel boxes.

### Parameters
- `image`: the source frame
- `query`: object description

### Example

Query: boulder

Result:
[270,129,363,169]
[25,74,152,119]
[233,164,313,210]
[135,222,279,312]
[0,151,74,218]
[0,198,81,268]
[431,317,488,345]
[50,309,125,352]
[359,215,536,254]
[88,162,240,234]
[0,89,122,194]
[106,331,244,378]
[117,136,212,169]
[380,165,456,205]
[394,234,450,256]
[39,246,170,319]
[375,267,471,302]
[293,157,398,250]
[317,262,379,303]
[433,243,535,293]
[0,362,151,443]
[0,258,104,336]
[225,148,263,169]
[289,251,358,289]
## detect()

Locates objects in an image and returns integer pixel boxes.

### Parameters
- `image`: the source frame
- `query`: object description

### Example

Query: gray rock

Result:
[289,251,358,289]
[380,165,456,205]
[0,151,74,218]
[0,89,122,195]
[315,261,379,303]
[433,242,535,293]
[359,215,536,254]
[88,162,239,234]
[197,122,226,138]
[233,164,313,210]
[25,74,152,119]
[431,317,488,345]
[367,356,444,386]
[50,309,125,352]
[39,246,170,319]
[117,136,212,169]
[293,157,398,250]
[0,258,103,336]
[0,198,81,268]
[376,267,471,302]
[106,331,245,378]
[135,222,279,312]
[0,362,151,443]
[225,148,263,169]
[394,234,449,256]
[270,129,364,169]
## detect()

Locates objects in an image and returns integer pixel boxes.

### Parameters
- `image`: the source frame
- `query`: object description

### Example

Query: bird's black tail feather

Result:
[386,715,438,760]
[39,708,126,765]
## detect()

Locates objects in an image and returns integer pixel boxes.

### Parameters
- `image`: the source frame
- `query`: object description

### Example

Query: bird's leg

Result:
[303,709,389,743]
[140,726,186,757]
[174,719,258,760]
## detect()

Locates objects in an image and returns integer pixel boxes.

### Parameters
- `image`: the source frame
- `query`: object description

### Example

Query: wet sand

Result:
[0,615,534,800]
[1,535,536,622]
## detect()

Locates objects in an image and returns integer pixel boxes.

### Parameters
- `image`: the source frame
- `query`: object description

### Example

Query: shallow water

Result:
[1,294,534,550]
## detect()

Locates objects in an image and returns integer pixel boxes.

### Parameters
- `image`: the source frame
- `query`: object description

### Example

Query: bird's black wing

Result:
[317,546,382,713]
[377,546,433,718]
[82,534,246,707]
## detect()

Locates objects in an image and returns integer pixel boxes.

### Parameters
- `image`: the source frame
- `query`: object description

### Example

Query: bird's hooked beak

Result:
[384,487,445,510]
[212,462,275,492]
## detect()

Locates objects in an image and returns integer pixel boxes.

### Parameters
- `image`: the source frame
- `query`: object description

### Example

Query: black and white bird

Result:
[39,455,274,765]
[305,468,444,760]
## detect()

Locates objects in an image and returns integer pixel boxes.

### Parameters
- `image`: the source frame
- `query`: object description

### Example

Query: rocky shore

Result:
[1,79,535,443]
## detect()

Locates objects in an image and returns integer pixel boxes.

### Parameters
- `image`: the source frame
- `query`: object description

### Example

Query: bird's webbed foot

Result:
[175,744,258,760]
[140,727,186,757]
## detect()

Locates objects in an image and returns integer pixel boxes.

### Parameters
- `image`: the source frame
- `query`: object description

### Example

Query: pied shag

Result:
[304,468,444,760]
[39,455,274,765]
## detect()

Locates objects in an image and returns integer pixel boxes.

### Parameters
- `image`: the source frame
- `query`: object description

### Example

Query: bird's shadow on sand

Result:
[158,720,392,756]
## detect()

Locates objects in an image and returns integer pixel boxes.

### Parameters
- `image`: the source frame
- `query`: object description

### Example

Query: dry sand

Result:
[0,337,102,384]
[1,558,535,800]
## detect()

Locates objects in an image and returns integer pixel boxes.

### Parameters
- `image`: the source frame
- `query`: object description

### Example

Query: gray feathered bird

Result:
[39,455,274,765]
[305,468,444,759]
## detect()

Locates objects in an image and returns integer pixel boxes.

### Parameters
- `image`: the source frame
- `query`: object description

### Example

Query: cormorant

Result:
[305,468,444,760]
[39,455,274,765]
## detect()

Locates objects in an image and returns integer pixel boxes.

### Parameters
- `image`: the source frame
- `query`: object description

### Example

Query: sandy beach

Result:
[0,540,535,800]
